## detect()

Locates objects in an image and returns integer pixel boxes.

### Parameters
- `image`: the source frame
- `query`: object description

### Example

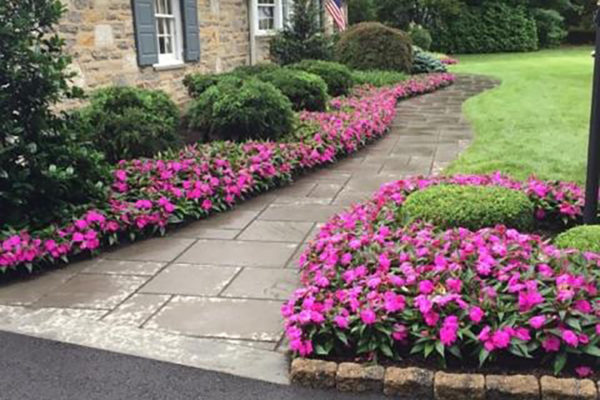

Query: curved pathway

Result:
[0,74,499,385]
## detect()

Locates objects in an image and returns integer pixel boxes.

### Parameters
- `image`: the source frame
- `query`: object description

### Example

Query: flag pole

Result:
[583,1,600,224]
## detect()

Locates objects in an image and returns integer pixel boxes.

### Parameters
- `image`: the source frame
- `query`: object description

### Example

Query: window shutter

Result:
[132,0,159,66]
[282,0,289,26]
[181,0,200,62]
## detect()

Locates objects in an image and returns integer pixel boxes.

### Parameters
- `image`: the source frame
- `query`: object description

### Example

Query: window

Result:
[154,0,183,65]
[254,0,286,35]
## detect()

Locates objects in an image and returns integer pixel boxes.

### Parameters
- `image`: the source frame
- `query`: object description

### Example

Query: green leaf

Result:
[553,352,567,375]
[335,330,349,346]
[582,344,600,357]
[435,341,445,358]
[479,349,490,367]
[565,318,581,331]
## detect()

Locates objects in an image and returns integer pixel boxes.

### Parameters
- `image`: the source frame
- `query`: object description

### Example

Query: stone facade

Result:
[60,0,252,104]
[59,0,343,105]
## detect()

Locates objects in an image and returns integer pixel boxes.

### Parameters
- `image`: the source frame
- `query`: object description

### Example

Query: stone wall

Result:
[60,0,251,105]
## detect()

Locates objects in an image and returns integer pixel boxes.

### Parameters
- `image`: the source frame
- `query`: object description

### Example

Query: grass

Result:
[446,47,594,184]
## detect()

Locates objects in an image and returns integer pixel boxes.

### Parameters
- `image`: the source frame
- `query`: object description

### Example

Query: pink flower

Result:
[392,324,408,341]
[419,280,434,294]
[542,336,561,352]
[491,330,511,349]
[528,315,546,329]
[574,300,592,314]
[562,330,579,347]
[576,366,593,378]
[360,308,376,325]
[518,290,544,312]
[469,307,484,323]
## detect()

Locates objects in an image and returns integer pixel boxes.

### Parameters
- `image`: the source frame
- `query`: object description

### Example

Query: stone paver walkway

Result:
[0,74,498,384]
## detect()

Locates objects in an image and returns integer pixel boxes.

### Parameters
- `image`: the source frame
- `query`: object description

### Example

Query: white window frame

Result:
[154,0,184,67]
[254,0,284,36]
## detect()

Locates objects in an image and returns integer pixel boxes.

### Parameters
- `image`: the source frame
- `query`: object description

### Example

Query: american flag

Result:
[325,0,346,31]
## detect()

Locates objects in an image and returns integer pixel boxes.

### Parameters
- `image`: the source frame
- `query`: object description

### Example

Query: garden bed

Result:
[0,73,455,275]
[281,174,600,379]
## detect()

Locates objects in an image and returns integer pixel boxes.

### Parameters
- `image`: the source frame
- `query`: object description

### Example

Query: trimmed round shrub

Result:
[183,73,231,98]
[411,46,447,74]
[289,59,354,97]
[187,76,294,142]
[555,225,600,253]
[82,86,181,163]
[409,25,432,51]
[400,184,535,231]
[232,63,281,77]
[334,22,413,73]
[257,68,328,111]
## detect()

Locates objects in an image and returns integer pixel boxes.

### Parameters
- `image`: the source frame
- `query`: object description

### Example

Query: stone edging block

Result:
[289,358,600,399]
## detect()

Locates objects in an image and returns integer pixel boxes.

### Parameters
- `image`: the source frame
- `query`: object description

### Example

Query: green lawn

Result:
[446,47,594,184]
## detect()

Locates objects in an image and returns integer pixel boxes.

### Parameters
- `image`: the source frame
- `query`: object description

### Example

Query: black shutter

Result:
[132,0,159,66]
[181,0,200,62]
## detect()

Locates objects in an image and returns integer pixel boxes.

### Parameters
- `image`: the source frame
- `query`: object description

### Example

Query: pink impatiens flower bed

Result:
[282,174,599,376]
[0,73,455,273]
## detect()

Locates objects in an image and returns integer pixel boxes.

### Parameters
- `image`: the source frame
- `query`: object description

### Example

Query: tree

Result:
[269,0,333,65]
[0,0,108,230]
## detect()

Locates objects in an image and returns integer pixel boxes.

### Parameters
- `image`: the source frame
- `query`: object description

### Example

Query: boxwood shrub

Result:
[257,68,328,111]
[231,63,281,77]
[289,59,354,97]
[334,22,413,73]
[81,86,181,163]
[555,225,600,253]
[400,184,535,231]
[187,76,294,142]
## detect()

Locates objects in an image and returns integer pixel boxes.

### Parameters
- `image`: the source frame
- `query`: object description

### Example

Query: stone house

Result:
[61,0,339,104]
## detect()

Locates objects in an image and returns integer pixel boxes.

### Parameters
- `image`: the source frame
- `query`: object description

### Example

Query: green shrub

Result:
[400,185,535,231]
[554,225,600,253]
[0,0,110,230]
[82,86,181,163]
[347,0,376,25]
[232,63,281,77]
[257,68,328,111]
[351,69,407,87]
[183,72,232,98]
[409,25,432,51]
[290,60,354,97]
[533,8,567,48]
[269,0,333,65]
[187,76,294,142]
[335,22,413,73]
[411,46,447,74]
[431,2,538,54]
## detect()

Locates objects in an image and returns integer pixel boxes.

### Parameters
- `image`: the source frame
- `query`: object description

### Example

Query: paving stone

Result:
[78,259,164,276]
[336,362,385,393]
[259,204,343,222]
[198,210,259,230]
[344,174,399,192]
[222,268,299,300]
[0,270,75,306]
[140,264,239,296]
[146,296,283,341]
[104,238,195,262]
[384,367,433,399]
[333,190,372,206]
[310,170,351,184]
[271,197,332,205]
[33,274,148,309]
[272,182,317,198]
[540,376,596,400]
[102,293,171,327]
[486,374,539,400]
[308,183,343,198]
[434,372,485,400]
[238,221,314,242]
[290,358,337,389]
[176,240,297,267]
[171,226,239,239]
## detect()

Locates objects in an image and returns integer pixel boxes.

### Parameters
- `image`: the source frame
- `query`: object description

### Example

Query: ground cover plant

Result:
[281,173,600,377]
[447,47,593,184]
[0,74,455,274]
